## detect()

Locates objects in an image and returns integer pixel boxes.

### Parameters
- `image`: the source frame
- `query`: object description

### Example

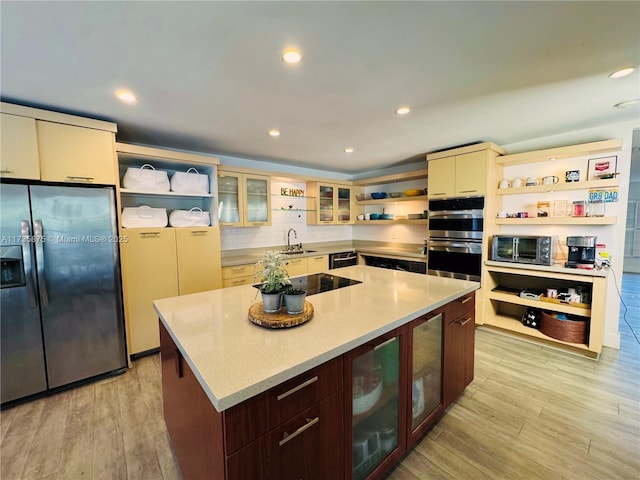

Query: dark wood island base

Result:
[159,290,475,480]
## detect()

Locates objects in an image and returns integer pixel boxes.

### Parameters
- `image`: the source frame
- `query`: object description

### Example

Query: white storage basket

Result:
[168,207,211,227]
[121,206,168,228]
[170,168,209,194]
[122,164,170,192]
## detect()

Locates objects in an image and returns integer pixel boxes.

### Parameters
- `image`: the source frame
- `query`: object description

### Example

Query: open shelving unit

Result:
[494,217,617,225]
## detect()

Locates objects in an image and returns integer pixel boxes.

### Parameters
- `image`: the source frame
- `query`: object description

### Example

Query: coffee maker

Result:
[565,236,596,269]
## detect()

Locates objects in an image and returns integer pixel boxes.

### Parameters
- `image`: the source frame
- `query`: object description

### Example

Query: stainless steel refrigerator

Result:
[1,182,127,404]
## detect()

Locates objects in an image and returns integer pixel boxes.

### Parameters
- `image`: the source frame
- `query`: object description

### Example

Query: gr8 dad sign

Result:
[588,189,619,203]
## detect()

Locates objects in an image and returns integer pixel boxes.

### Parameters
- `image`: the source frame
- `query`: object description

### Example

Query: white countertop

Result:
[154,265,478,411]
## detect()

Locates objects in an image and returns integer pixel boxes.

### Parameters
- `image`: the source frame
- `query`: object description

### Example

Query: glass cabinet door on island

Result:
[409,310,443,438]
[348,332,404,480]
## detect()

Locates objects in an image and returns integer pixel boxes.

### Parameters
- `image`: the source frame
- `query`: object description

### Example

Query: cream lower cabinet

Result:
[176,228,222,294]
[307,254,328,274]
[283,257,307,277]
[122,227,222,355]
[222,264,256,288]
[0,113,40,180]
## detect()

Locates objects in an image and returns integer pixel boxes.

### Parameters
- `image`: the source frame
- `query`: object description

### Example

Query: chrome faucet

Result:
[287,228,298,251]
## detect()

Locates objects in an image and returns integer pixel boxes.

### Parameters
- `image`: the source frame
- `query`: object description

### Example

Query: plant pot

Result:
[261,291,283,313]
[284,291,306,314]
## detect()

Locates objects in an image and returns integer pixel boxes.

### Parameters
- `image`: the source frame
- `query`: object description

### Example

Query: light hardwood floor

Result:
[2,274,638,480]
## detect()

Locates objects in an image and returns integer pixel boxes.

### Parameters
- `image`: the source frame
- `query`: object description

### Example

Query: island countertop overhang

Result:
[153,265,479,411]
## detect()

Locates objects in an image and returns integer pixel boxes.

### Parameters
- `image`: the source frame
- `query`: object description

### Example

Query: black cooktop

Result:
[255,273,361,296]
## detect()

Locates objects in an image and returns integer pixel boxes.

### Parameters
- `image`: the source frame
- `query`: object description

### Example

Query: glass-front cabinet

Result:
[408,309,443,442]
[306,182,353,225]
[217,172,271,227]
[346,329,405,480]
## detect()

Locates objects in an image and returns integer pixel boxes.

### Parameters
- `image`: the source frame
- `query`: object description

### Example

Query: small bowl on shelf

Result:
[369,213,380,220]
[380,213,394,220]
[404,189,423,197]
[356,193,370,201]
[388,192,403,198]
[370,192,387,200]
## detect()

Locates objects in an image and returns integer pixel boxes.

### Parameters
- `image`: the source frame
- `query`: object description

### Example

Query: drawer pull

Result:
[0,168,13,174]
[313,256,324,260]
[231,279,245,285]
[460,296,472,304]
[66,176,94,182]
[140,232,160,237]
[374,337,396,351]
[277,376,318,401]
[278,417,319,447]
[230,267,246,272]
[190,230,208,235]
[459,317,472,326]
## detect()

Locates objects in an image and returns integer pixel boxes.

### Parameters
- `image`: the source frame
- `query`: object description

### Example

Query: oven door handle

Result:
[428,210,484,219]
[428,242,483,254]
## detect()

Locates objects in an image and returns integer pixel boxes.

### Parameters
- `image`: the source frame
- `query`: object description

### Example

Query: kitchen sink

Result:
[279,249,317,255]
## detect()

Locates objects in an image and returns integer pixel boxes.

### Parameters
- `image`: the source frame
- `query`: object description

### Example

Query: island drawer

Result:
[448,291,475,320]
[224,356,343,454]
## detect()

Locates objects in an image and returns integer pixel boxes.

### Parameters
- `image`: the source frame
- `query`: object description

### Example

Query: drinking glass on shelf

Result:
[553,200,568,217]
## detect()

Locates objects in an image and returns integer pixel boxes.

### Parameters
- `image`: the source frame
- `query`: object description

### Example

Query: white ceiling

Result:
[1,1,639,174]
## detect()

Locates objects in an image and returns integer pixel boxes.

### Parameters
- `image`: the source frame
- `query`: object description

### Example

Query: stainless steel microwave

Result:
[491,235,555,266]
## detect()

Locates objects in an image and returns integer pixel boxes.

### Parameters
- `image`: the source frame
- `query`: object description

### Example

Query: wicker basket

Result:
[540,311,587,344]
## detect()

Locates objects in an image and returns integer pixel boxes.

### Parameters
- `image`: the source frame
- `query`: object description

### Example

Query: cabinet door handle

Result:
[278,417,319,447]
[459,296,472,304]
[277,376,318,401]
[140,232,160,237]
[374,337,396,351]
[66,176,94,182]
[459,317,473,326]
[313,256,324,260]
[458,189,477,194]
[175,348,184,378]
[190,230,208,235]
[0,168,13,174]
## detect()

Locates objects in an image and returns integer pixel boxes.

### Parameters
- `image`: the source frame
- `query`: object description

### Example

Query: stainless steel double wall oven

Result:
[427,196,484,282]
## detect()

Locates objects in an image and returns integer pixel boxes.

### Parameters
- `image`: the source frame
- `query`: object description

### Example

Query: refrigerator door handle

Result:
[21,220,38,309]
[33,220,49,307]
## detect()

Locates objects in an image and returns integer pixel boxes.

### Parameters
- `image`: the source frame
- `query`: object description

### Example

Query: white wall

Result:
[500,119,639,349]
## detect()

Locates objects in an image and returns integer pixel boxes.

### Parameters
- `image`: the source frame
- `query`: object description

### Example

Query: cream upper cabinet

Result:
[218,172,271,227]
[176,227,222,294]
[455,151,487,196]
[427,158,455,198]
[306,182,353,225]
[428,151,486,198]
[37,121,116,184]
[120,229,179,355]
[0,113,40,180]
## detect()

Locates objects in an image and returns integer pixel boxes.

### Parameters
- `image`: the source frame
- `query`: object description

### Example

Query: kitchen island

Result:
[154,265,479,480]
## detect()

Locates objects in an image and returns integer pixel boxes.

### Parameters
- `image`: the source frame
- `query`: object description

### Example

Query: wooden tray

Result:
[248,301,314,329]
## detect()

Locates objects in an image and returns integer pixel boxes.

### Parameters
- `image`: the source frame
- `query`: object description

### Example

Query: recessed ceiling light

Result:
[608,67,636,78]
[614,99,640,110]
[281,49,302,64]
[268,129,281,137]
[344,147,354,153]
[115,89,137,104]
[395,106,411,115]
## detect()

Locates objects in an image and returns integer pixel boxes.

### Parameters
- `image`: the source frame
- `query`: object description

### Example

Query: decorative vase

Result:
[283,291,306,314]
[261,291,283,313]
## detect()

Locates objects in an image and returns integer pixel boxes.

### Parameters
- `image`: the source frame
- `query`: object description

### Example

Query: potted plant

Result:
[255,251,290,313]
[283,286,307,314]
